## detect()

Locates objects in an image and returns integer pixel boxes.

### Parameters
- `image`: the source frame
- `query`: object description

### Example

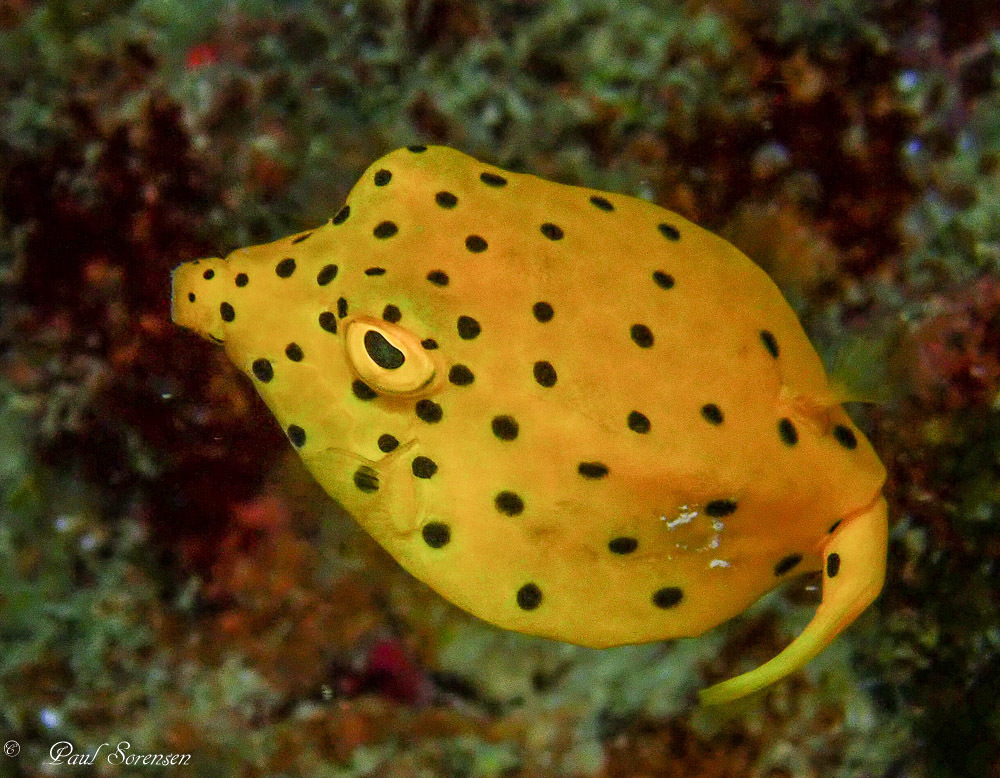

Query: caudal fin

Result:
[699,495,888,704]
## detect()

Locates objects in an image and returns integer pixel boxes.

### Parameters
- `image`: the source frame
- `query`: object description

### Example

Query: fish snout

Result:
[171,258,229,342]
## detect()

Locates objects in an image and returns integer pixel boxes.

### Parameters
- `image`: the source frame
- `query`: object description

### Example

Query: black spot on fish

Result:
[457,316,481,339]
[412,456,437,479]
[833,424,858,450]
[373,221,398,239]
[317,265,338,285]
[480,171,507,187]
[631,324,654,348]
[449,364,474,386]
[533,302,554,322]
[517,583,542,610]
[701,404,723,425]
[275,258,296,278]
[578,462,609,479]
[491,415,519,441]
[774,554,802,576]
[416,399,443,423]
[652,587,683,608]
[422,522,450,548]
[287,425,306,447]
[533,361,557,387]
[705,499,737,517]
[627,411,650,434]
[319,312,337,333]
[540,222,563,240]
[760,330,779,358]
[653,271,675,289]
[220,302,235,322]
[354,466,379,492]
[465,235,488,253]
[352,380,377,400]
[658,223,680,241]
[252,358,273,382]
[435,191,458,208]
[608,537,638,554]
[495,491,524,516]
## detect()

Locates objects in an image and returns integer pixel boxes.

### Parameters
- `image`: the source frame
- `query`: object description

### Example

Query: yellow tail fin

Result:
[699,495,888,704]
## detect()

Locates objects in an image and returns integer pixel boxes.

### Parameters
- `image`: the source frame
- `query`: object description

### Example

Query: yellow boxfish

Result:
[171,145,888,704]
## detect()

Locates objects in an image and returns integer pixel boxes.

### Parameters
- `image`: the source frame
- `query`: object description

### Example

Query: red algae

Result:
[906,277,1000,412]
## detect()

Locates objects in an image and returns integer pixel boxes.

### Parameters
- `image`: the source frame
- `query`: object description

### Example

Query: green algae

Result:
[901,35,1000,287]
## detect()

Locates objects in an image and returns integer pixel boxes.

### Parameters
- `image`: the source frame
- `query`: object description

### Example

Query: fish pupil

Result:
[364,330,406,370]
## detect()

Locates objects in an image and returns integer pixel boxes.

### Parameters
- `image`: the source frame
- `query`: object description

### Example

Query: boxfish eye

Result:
[345,318,436,394]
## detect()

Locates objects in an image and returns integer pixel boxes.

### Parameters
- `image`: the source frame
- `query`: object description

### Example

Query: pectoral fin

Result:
[302,441,420,538]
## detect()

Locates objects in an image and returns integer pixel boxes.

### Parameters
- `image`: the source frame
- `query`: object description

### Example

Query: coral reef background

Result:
[1,0,999,775]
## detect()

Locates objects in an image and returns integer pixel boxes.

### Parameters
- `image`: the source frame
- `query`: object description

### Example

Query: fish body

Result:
[172,146,888,702]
